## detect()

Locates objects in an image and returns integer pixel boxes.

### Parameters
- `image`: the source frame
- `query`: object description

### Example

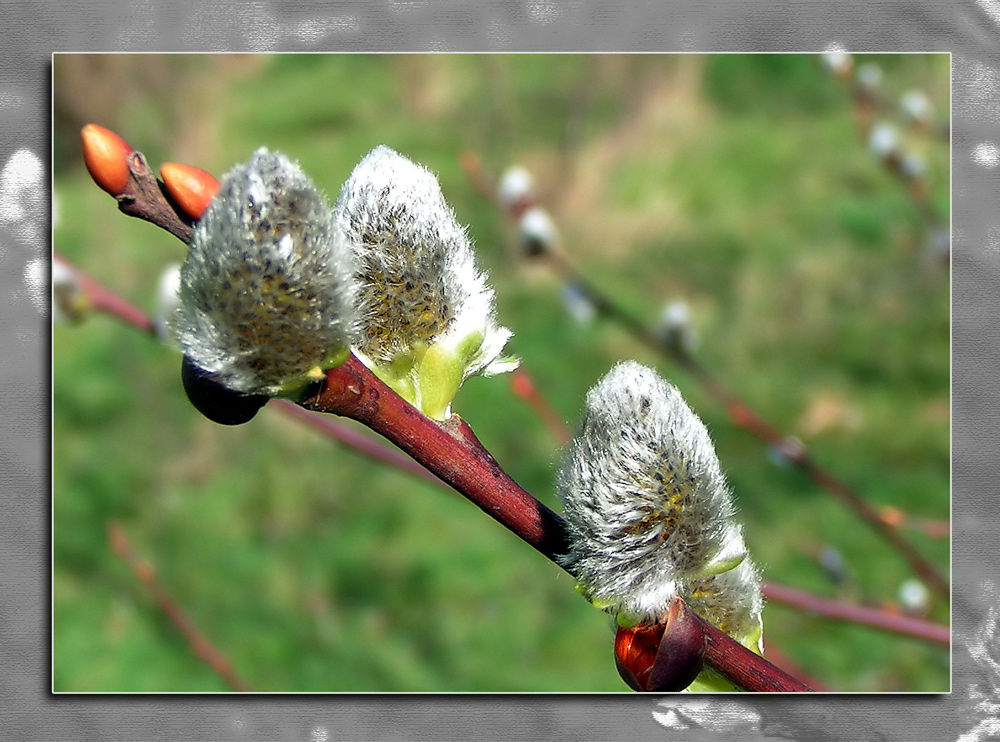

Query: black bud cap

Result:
[181,355,268,425]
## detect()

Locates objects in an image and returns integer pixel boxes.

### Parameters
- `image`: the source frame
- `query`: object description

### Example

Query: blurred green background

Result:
[52,53,950,692]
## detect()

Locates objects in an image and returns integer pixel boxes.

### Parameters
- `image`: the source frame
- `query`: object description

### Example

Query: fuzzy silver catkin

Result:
[333,145,512,378]
[678,558,763,643]
[558,361,759,628]
[172,148,357,396]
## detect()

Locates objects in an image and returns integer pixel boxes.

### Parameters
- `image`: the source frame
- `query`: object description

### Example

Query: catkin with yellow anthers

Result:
[333,145,516,418]
[172,148,357,398]
[558,361,762,648]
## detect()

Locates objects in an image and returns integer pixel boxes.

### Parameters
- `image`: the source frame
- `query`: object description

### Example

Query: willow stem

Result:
[301,354,572,563]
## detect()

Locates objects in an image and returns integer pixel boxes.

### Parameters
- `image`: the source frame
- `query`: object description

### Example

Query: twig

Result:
[107,521,254,692]
[53,253,156,335]
[61,252,947,658]
[301,357,812,691]
[879,505,950,540]
[619,597,813,692]
[63,251,943,661]
[110,148,194,244]
[755,643,828,691]
[272,400,443,486]
[301,354,572,562]
[834,65,948,229]
[509,368,571,444]
[763,582,950,646]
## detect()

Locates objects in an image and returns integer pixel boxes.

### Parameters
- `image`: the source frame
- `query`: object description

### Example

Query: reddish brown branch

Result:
[301,356,814,691]
[755,643,829,691]
[62,250,947,663]
[54,253,157,335]
[272,400,443,486]
[301,355,572,561]
[68,254,943,658]
[107,521,254,692]
[114,148,195,244]
[696,603,813,692]
[763,582,950,646]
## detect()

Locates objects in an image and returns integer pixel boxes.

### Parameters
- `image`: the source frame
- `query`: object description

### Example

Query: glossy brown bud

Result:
[160,162,220,220]
[615,622,663,691]
[615,598,706,692]
[81,123,133,197]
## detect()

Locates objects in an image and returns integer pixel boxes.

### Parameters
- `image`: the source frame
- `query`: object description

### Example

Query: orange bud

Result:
[81,123,133,197]
[458,150,479,174]
[509,368,536,400]
[160,162,220,221]
[880,505,904,527]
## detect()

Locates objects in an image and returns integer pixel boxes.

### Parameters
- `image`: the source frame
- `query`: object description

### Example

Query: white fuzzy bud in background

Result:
[497,165,535,211]
[154,263,182,346]
[517,205,559,257]
[558,361,762,650]
[656,300,697,355]
[172,148,357,397]
[898,578,930,614]
[856,62,883,92]
[821,49,853,79]
[52,257,87,323]
[900,89,934,125]
[562,281,597,325]
[334,145,516,420]
[900,152,926,180]
[868,122,899,160]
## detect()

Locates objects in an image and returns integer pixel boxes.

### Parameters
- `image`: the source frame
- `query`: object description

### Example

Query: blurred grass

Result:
[52,53,950,692]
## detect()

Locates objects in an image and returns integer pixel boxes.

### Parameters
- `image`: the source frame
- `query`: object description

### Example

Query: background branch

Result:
[107,521,254,692]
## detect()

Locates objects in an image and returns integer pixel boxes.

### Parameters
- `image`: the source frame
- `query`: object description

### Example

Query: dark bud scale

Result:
[181,354,268,425]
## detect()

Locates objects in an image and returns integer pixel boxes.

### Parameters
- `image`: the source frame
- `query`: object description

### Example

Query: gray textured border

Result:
[4,2,995,740]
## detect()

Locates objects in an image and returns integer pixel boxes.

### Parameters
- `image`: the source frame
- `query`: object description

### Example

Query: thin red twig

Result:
[301,354,572,562]
[763,582,950,646]
[107,521,255,692]
[54,253,156,335]
[272,400,443,486]
[509,367,571,444]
